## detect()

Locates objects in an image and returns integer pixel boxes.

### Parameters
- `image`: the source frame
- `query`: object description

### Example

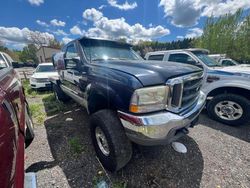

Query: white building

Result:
[36,46,60,63]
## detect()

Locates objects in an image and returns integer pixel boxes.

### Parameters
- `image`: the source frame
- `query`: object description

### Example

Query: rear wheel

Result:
[207,94,250,126]
[25,104,35,148]
[53,84,70,102]
[90,110,132,172]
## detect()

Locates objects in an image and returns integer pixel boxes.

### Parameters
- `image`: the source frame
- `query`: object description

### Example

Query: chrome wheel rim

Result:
[95,127,110,156]
[214,100,243,121]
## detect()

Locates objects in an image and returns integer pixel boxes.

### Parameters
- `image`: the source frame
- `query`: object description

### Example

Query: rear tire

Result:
[207,94,250,126]
[90,110,132,172]
[53,84,70,102]
[25,104,35,148]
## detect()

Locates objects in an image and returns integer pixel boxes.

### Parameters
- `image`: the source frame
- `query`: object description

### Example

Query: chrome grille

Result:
[36,78,49,83]
[166,71,203,112]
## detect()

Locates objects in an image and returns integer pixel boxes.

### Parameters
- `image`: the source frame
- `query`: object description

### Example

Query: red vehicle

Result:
[0,52,34,188]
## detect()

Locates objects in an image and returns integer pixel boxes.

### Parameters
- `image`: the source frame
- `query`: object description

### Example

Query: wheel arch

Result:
[207,86,250,101]
[88,92,117,114]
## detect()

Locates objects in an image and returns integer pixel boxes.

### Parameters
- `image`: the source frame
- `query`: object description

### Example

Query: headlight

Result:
[129,86,169,113]
[30,78,37,82]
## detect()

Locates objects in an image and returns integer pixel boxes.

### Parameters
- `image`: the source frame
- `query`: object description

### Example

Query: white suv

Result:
[145,49,250,126]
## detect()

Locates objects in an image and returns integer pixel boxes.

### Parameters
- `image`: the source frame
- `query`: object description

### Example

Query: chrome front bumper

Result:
[118,91,206,146]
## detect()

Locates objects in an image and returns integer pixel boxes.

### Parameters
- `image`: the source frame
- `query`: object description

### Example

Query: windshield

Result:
[80,39,143,62]
[36,65,55,72]
[192,51,221,67]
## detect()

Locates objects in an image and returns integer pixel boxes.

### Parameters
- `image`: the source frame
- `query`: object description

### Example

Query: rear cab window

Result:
[168,53,196,65]
[148,54,164,61]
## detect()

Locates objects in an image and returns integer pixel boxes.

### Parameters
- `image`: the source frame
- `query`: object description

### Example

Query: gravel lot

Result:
[25,94,250,188]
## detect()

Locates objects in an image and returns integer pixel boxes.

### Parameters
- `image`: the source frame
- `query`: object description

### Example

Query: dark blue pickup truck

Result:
[51,37,206,171]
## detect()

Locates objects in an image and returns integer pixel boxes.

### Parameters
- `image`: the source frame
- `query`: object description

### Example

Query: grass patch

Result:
[22,80,38,97]
[29,103,46,125]
[69,137,84,155]
[29,103,42,117]
[42,94,66,116]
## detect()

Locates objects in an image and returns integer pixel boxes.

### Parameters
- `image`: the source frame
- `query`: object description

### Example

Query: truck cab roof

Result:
[145,48,209,56]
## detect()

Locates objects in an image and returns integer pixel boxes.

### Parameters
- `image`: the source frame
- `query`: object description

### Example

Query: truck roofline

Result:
[63,36,132,49]
[146,48,210,55]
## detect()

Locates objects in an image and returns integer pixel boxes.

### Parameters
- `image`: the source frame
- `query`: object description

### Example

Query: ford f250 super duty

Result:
[146,49,250,126]
[51,38,206,171]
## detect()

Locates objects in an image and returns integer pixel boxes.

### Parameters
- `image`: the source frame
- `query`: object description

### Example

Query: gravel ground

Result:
[25,96,250,188]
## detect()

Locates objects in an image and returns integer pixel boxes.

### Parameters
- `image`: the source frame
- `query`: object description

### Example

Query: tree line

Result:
[134,9,250,63]
[133,38,194,57]
[195,9,250,63]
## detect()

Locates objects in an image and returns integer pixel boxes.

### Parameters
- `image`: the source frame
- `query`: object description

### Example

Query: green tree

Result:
[195,9,250,63]
[19,44,38,63]
[49,39,62,49]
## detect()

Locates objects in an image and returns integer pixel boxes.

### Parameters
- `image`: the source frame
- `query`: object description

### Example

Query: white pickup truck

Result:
[208,54,239,66]
[145,49,250,126]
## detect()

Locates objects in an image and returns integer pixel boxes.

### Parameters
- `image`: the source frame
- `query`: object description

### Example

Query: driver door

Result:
[61,42,87,107]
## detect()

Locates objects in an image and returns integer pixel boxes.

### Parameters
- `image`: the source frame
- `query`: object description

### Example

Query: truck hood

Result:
[212,64,250,74]
[95,60,202,86]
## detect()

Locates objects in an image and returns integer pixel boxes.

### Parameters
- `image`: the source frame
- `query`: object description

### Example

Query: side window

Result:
[65,44,78,69]
[221,60,234,66]
[169,53,196,65]
[148,54,164,61]
[66,44,78,59]
[0,54,8,69]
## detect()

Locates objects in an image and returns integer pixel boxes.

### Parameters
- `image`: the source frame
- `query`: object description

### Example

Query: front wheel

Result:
[90,110,132,172]
[207,94,250,126]
[53,84,70,102]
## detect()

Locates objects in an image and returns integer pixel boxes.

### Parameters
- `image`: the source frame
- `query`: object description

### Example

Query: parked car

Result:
[145,49,250,126]
[0,52,35,187]
[51,37,206,172]
[208,54,239,66]
[30,62,58,90]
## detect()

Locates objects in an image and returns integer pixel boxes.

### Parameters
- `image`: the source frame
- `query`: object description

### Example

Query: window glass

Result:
[169,53,192,63]
[192,51,220,67]
[0,54,8,69]
[222,60,235,66]
[148,54,164,61]
[80,39,142,62]
[36,65,55,72]
[66,44,78,58]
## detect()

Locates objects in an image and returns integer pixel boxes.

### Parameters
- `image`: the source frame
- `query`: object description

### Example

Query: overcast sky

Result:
[0,0,250,49]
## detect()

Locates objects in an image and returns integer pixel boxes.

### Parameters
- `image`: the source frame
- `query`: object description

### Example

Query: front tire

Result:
[90,110,132,172]
[53,84,70,102]
[207,94,250,126]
